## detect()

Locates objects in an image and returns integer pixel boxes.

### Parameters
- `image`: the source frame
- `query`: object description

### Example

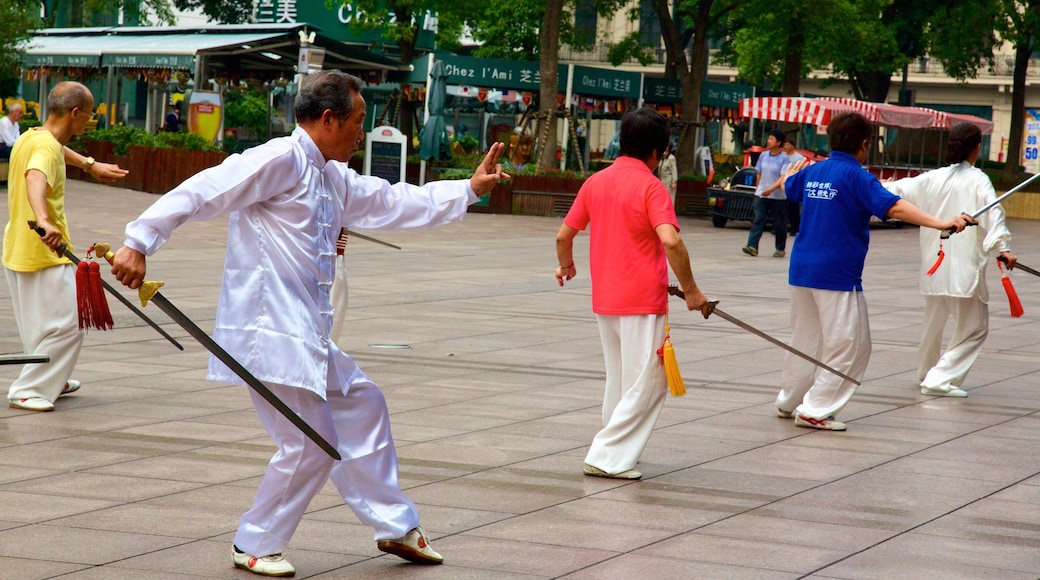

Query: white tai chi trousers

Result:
[233,357,418,557]
[585,314,667,474]
[5,265,83,403]
[776,287,871,420]
[917,294,988,391]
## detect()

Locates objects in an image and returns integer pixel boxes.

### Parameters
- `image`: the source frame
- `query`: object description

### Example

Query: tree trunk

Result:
[850,70,892,103]
[1004,38,1031,176]
[537,0,564,171]
[654,0,713,176]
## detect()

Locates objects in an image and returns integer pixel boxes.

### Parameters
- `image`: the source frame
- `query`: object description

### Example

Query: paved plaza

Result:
[1,179,1039,579]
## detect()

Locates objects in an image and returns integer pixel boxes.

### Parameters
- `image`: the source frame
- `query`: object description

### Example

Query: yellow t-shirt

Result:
[2,128,73,272]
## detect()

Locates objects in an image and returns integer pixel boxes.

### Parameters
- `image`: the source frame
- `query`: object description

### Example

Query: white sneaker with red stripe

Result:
[232,545,296,577]
[377,526,443,564]
[794,413,846,431]
[60,380,81,397]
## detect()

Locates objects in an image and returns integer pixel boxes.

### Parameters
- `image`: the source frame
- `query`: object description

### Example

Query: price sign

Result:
[364,126,407,184]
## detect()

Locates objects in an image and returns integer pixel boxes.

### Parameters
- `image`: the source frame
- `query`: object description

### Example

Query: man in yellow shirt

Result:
[3,82,99,411]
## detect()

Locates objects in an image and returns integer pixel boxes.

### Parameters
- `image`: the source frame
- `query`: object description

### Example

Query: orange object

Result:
[998,259,1024,318]
[75,260,113,331]
[926,240,944,276]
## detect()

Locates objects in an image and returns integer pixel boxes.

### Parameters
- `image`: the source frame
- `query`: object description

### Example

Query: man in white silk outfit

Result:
[110,70,507,577]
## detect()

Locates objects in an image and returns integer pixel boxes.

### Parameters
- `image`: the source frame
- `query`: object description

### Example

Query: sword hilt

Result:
[26,220,69,257]
[940,212,977,239]
[667,285,718,317]
[92,242,165,307]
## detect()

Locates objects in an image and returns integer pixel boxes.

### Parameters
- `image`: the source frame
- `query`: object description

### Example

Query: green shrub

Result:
[152,131,222,152]
[224,88,268,141]
[73,126,152,155]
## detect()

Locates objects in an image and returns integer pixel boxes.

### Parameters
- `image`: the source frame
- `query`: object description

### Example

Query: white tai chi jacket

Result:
[884,162,1012,301]
[124,126,477,398]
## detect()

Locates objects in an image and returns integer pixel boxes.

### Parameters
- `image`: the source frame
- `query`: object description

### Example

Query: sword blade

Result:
[346,230,402,250]
[146,292,342,461]
[27,221,184,350]
[710,306,861,385]
[972,172,1040,219]
[668,286,861,386]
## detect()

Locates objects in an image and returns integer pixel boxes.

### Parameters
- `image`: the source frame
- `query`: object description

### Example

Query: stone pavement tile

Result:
[817,532,1040,579]
[882,454,1039,484]
[548,495,723,532]
[0,522,187,565]
[107,539,364,579]
[312,558,547,579]
[698,513,893,551]
[562,553,799,579]
[633,531,848,575]
[460,511,675,552]
[50,502,239,538]
[912,497,1040,547]
[913,432,1040,469]
[590,478,778,518]
[654,409,803,443]
[651,466,821,499]
[404,475,578,514]
[0,490,115,523]
[696,441,895,482]
[406,533,618,577]
[87,447,269,485]
[0,556,89,579]
[1,472,201,502]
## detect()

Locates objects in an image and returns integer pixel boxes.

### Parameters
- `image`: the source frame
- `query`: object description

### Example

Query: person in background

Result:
[0,103,24,159]
[555,107,710,480]
[776,112,973,431]
[162,105,181,132]
[742,129,790,258]
[883,122,1014,398]
[658,145,678,205]
[782,140,806,236]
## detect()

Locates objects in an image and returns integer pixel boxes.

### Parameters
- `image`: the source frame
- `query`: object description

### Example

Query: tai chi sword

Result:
[667,286,861,386]
[943,172,1040,238]
[28,221,184,350]
[92,243,342,461]
[999,255,1040,278]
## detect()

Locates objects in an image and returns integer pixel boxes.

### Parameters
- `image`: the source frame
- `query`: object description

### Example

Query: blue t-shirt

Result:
[754,150,790,200]
[786,151,900,291]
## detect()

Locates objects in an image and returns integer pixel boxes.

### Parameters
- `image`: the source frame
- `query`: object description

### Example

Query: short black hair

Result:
[618,107,670,161]
[767,129,786,145]
[827,112,872,154]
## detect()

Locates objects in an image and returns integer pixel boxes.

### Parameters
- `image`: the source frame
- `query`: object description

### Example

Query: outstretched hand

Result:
[470,142,510,196]
[89,161,129,183]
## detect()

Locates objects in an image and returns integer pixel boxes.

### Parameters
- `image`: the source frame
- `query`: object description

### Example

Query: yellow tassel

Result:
[662,315,685,397]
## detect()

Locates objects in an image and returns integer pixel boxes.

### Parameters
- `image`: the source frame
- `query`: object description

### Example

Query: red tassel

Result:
[74,260,113,331]
[998,259,1024,318]
[926,240,944,276]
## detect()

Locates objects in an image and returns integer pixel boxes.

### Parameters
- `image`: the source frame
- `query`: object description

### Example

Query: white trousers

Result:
[5,265,83,403]
[776,287,870,420]
[330,253,349,347]
[585,314,667,474]
[233,359,418,557]
[917,294,988,390]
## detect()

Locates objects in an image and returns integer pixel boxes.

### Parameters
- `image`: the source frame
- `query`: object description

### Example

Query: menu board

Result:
[364,126,407,184]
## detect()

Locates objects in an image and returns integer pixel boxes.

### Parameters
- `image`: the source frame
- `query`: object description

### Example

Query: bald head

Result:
[47,82,94,117]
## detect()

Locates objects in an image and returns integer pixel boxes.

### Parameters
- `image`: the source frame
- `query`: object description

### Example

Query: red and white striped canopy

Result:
[738,97,857,127]
[817,97,935,128]
[911,107,995,135]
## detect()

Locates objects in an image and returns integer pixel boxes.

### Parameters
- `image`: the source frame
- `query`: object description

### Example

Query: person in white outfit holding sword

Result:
[883,122,1016,397]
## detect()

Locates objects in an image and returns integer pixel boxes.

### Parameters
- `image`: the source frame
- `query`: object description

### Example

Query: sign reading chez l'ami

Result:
[364,126,407,184]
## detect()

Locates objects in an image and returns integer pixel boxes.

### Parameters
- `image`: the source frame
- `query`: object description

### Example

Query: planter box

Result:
[468,181,512,214]
[675,180,710,217]
[508,174,586,217]
[69,144,226,195]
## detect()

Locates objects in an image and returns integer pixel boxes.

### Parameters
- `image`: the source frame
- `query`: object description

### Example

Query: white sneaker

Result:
[377,526,443,564]
[794,413,847,431]
[232,545,296,577]
[920,386,968,398]
[9,397,54,412]
[60,380,81,397]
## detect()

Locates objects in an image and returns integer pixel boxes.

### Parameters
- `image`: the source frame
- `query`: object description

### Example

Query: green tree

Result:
[39,0,175,26]
[172,0,255,23]
[928,0,1039,177]
[536,0,565,171]
[647,0,740,175]
[0,0,39,98]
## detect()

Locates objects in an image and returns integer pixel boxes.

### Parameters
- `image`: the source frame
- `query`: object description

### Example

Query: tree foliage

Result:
[172,0,254,24]
[40,0,176,27]
[0,0,39,98]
